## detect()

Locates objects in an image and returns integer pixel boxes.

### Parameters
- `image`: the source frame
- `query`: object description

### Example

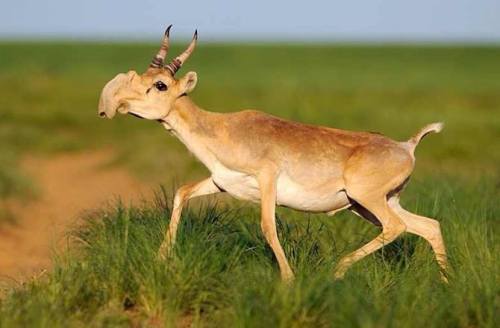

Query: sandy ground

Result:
[0,150,150,282]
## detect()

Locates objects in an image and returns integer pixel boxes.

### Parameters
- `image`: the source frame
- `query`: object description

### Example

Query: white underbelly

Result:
[212,166,261,202]
[276,175,349,212]
[211,164,350,213]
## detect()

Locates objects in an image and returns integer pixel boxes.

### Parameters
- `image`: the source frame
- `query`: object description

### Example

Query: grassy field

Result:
[0,42,499,326]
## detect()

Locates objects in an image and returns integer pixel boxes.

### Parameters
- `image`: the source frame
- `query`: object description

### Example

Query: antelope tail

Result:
[405,122,444,153]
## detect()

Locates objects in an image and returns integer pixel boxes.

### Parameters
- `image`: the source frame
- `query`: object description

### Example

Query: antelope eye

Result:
[154,81,167,91]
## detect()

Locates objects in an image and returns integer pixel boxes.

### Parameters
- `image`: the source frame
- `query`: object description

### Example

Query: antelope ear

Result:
[178,71,198,94]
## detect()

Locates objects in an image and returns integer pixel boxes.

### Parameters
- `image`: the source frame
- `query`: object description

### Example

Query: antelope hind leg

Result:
[388,197,449,282]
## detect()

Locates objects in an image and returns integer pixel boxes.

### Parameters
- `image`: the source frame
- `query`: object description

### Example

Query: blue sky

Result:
[1,0,499,42]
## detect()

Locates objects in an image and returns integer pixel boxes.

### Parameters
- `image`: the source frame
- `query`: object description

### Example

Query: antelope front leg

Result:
[258,168,294,282]
[158,177,222,259]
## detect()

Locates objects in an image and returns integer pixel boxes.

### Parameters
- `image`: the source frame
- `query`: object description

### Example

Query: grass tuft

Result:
[0,177,497,327]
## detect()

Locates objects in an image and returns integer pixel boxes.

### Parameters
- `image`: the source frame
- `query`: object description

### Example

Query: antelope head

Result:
[98,26,199,120]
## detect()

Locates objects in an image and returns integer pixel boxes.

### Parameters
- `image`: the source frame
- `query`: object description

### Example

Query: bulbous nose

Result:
[99,111,107,118]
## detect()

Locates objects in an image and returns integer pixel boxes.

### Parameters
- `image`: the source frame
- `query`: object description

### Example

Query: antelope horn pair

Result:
[150,25,198,75]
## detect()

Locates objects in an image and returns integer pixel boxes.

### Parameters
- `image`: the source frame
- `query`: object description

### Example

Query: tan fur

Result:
[98,29,448,282]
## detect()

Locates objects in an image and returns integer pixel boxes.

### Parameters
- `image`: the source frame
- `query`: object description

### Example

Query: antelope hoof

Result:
[334,263,349,280]
[281,270,295,284]
[157,241,174,260]
[334,270,346,280]
[440,272,449,284]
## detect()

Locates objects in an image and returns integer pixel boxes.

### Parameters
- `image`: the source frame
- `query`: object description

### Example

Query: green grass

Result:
[0,42,499,325]
[0,177,497,327]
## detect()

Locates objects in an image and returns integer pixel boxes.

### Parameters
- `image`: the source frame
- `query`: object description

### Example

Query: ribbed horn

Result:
[165,30,197,75]
[150,25,172,68]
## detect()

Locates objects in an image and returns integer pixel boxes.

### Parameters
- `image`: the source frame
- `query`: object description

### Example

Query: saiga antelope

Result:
[98,27,448,282]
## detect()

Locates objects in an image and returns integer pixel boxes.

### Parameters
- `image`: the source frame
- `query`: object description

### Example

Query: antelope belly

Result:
[276,175,350,212]
[212,167,261,202]
[212,165,349,214]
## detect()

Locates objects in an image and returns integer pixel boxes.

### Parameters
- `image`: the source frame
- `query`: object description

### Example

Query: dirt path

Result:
[0,150,150,282]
